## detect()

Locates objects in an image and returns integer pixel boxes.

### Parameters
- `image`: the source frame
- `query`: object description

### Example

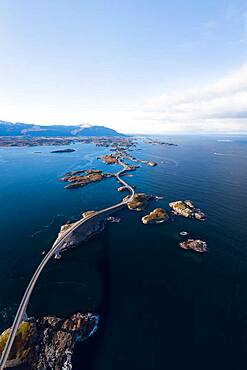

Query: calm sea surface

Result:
[0,135,247,370]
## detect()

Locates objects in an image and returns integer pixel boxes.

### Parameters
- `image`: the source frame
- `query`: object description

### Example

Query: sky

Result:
[0,0,247,134]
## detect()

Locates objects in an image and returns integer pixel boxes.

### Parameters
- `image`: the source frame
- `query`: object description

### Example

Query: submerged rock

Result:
[107,216,121,223]
[155,196,164,201]
[0,313,99,370]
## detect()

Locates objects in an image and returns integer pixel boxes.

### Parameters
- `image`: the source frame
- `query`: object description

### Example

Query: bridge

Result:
[0,160,135,369]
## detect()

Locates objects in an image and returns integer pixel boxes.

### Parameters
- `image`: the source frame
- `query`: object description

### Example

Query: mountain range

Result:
[0,120,123,137]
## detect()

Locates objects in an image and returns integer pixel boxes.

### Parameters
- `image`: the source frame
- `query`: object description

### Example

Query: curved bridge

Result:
[0,160,135,369]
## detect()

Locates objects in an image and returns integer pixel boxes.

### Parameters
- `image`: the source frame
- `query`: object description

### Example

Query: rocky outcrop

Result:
[55,204,125,251]
[146,161,157,167]
[82,210,96,218]
[60,170,113,189]
[65,170,86,176]
[127,193,153,211]
[56,219,103,250]
[141,208,169,224]
[169,200,206,220]
[57,211,97,240]
[179,239,207,253]
[0,313,99,370]
[117,186,126,192]
[123,164,139,172]
[99,155,118,164]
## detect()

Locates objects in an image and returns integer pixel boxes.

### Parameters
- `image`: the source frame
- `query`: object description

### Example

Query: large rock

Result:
[141,208,169,224]
[127,193,153,211]
[0,313,99,370]
[54,204,125,251]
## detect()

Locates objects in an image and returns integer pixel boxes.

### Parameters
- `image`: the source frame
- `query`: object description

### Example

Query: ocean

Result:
[0,135,247,370]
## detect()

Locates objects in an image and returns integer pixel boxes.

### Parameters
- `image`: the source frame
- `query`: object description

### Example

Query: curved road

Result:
[0,160,135,369]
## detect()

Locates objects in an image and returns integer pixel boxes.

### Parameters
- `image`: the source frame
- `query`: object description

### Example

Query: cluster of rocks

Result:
[169,200,206,220]
[0,313,99,370]
[132,195,208,253]
[107,216,121,223]
[179,239,207,253]
[168,201,208,253]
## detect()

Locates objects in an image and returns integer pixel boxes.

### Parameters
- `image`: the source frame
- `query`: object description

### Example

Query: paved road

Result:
[0,161,135,369]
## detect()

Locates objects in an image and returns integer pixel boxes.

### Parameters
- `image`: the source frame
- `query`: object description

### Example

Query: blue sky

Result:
[0,0,247,133]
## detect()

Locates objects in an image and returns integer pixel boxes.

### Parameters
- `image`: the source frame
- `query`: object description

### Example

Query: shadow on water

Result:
[72,237,112,370]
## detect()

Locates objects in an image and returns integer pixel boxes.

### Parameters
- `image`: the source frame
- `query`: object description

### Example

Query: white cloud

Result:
[1,63,247,134]
[138,63,247,133]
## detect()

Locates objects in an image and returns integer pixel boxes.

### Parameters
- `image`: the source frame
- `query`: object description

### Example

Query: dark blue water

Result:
[0,136,247,370]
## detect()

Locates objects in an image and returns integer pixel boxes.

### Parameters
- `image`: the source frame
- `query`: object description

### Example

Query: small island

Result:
[179,239,207,253]
[50,148,75,153]
[144,138,177,146]
[82,210,96,218]
[141,208,169,224]
[99,155,118,164]
[117,186,127,192]
[127,193,153,211]
[60,169,113,189]
[169,200,206,220]
[55,210,106,250]
[123,164,139,171]
[146,161,157,167]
